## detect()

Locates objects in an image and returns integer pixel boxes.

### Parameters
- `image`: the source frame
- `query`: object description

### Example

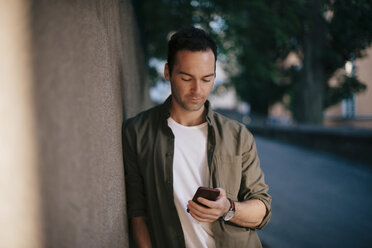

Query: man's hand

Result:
[187,188,267,228]
[187,187,230,223]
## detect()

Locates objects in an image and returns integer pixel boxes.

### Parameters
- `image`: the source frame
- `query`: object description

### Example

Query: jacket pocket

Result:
[213,155,242,201]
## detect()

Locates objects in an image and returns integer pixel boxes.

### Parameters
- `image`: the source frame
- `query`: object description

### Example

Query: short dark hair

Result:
[167,26,217,75]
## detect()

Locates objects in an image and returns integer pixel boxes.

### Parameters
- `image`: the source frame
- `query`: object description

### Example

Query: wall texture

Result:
[0,1,42,248]
[30,0,150,247]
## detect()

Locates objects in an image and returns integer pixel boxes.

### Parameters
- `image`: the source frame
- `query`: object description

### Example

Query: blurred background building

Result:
[325,46,372,129]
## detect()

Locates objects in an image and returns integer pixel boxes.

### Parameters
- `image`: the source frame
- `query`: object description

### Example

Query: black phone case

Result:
[192,187,220,207]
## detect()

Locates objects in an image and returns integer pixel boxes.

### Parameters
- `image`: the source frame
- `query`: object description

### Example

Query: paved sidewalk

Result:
[255,136,372,248]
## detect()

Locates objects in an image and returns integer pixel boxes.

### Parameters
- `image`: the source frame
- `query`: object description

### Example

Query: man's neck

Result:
[170,105,207,126]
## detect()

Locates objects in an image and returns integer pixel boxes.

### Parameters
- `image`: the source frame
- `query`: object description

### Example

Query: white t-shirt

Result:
[168,117,216,248]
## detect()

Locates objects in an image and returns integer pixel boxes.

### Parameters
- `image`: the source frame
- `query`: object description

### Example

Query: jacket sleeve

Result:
[122,120,146,218]
[238,127,272,229]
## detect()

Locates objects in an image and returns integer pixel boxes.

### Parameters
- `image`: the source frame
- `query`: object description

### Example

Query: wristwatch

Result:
[223,198,235,221]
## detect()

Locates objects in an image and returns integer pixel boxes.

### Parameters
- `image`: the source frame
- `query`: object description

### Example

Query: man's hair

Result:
[167,26,217,76]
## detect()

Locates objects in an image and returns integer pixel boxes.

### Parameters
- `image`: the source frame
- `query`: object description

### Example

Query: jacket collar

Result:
[159,95,215,126]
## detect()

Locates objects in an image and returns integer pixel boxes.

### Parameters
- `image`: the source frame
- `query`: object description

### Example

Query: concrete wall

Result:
[1,0,151,247]
[0,1,42,248]
[248,124,372,165]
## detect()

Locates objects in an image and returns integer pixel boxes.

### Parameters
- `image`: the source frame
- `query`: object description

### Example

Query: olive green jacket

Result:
[123,96,271,248]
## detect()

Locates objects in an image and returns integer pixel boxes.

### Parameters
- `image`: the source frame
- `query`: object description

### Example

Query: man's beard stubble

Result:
[173,93,205,112]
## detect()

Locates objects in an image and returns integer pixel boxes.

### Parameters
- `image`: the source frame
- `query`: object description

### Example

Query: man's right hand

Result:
[131,217,152,248]
[187,187,231,223]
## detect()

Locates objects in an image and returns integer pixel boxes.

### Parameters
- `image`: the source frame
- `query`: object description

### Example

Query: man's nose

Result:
[191,80,202,94]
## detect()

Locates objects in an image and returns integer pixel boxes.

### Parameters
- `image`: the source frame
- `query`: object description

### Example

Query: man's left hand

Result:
[187,187,231,223]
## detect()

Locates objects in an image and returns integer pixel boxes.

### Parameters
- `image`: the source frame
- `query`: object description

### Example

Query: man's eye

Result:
[203,77,214,82]
[182,78,192,81]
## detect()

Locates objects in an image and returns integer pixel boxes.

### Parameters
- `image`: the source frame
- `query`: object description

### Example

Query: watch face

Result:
[224,210,235,221]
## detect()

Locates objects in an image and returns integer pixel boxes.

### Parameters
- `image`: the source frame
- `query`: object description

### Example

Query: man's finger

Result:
[188,208,217,222]
[188,202,220,220]
[189,204,219,219]
[189,211,214,223]
[190,210,217,221]
[188,200,216,214]
[197,197,218,208]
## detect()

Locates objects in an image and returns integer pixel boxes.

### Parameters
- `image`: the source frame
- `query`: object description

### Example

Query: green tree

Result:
[220,0,372,123]
[219,0,303,115]
[134,0,372,124]
[290,0,371,123]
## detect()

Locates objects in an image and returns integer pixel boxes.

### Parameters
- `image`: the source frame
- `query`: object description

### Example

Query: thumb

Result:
[215,187,226,198]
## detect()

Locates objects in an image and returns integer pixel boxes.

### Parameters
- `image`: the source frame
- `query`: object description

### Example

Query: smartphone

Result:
[192,187,220,208]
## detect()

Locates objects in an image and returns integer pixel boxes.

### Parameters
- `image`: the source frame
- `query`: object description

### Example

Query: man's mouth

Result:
[187,94,202,100]
[189,96,202,102]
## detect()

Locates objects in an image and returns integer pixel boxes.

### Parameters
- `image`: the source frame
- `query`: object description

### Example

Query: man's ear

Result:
[164,63,170,82]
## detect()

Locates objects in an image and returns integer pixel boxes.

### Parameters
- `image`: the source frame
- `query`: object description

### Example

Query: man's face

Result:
[164,49,215,112]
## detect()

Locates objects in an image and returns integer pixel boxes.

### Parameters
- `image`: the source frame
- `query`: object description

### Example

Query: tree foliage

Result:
[134,0,372,123]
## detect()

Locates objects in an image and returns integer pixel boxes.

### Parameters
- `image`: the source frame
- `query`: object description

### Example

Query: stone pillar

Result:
[1,0,150,247]
[0,1,43,248]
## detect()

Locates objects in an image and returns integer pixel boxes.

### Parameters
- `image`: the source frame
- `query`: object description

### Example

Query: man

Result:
[123,27,271,248]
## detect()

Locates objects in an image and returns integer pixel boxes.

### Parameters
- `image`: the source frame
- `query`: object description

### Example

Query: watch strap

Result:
[229,198,235,212]
[223,198,235,221]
